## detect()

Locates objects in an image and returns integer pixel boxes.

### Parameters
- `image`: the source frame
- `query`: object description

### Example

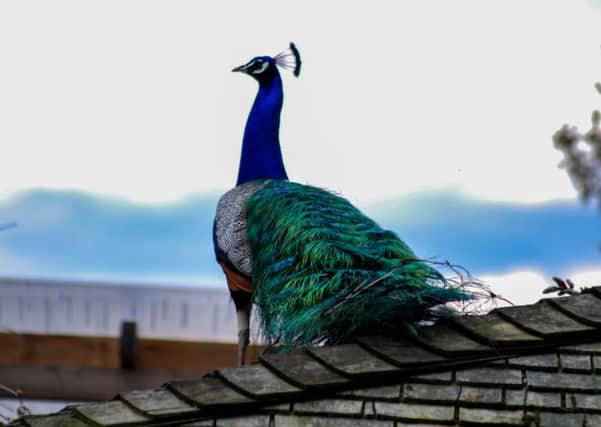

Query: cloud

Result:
[480,270,552,306]
[479,267,601,307]
[569,268,601,287]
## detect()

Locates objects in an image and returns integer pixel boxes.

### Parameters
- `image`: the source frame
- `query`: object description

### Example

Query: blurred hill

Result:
[0,189,599,284]
[370,189,601,277]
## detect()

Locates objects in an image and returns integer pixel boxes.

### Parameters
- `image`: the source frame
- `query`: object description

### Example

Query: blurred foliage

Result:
[553,82,601,208]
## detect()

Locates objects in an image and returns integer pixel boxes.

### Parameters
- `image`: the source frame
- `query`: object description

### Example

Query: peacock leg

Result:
[233,293,252,366]
[237,308,251,366]
[219,261,254,366]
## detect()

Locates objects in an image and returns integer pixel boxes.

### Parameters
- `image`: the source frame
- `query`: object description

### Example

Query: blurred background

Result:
[1,0,601,420]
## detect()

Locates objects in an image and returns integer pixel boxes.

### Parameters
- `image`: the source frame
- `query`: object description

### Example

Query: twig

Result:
[0,383,31,420]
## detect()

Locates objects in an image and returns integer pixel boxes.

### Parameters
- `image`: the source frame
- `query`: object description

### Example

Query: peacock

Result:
[213,43,472,366]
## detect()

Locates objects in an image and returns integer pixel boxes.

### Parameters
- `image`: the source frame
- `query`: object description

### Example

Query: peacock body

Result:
[213,44,470,364]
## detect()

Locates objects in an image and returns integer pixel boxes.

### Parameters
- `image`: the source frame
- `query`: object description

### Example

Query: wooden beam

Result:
[0,332,262,400]
[0,332,260,374]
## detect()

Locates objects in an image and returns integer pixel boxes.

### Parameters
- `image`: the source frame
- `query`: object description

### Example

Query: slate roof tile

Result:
[459,407,525,425]
[413,322,492,356]
[337,385,401,400]
[179,422,215,427]
[262,403,292,413]
[535,412,586,427]
[168,375,253,408]
[495,300,596,338]
[214,415,271,426]
[306,344,398,378]
[409,371,454,384]
[22,414,89,427]
[273,415,393,427]
[504,389,526,407]
[507,354,559,369]
[524,390,562,409]
[526,370,601,392]
[560,354,592,371]
[292,399,363,416]
[374,402,455,422]
[587,414,601,427]
[456,367,524,387]
[119,388,200,418]
[570,393,601,411]
[547,292,601,326]
[561,342,601,354]
[260,349,349,389]
[591,286,601,299]
[71,401,150,426]
[356,336,444,367]
[458,386,503,405]
[453,311,543,345]
[402,383,460,403]
[217,364,301,399]
[393,424,449,427]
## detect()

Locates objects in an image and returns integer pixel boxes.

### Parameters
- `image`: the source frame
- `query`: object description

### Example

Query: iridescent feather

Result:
[246,180,472,347]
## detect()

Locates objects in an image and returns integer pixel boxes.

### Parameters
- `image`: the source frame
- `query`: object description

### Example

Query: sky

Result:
[1,1,601,305]
[1,1,600,205]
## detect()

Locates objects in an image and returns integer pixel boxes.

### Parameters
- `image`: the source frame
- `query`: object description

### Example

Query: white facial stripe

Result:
[251,61,269,75]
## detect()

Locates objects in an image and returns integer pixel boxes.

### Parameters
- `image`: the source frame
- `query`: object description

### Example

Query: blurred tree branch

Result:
[553,82,601,208]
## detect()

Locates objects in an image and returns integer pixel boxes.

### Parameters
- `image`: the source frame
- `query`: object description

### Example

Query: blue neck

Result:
[236,72,288,186]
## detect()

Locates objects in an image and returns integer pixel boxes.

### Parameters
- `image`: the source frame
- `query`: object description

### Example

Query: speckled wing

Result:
[213,181,267,277]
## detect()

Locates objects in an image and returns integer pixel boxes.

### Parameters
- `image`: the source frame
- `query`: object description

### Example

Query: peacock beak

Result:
[232,64,249,73]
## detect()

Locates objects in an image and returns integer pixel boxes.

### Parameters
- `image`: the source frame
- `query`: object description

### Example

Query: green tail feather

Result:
[246,180,472,347]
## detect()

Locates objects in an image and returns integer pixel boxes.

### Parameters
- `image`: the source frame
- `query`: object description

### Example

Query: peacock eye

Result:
[250,60,269,75]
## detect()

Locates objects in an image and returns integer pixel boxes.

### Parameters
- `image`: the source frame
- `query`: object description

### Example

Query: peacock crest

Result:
[274,42,302,77]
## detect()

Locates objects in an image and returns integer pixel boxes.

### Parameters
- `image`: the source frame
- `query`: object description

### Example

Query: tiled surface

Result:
[10,288,601,427]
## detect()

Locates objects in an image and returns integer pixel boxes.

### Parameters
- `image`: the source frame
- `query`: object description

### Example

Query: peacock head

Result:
[232,56,278,84]
[232,42,301,85]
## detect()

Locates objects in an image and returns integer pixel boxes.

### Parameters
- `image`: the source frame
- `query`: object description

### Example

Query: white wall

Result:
[0,277,253,342]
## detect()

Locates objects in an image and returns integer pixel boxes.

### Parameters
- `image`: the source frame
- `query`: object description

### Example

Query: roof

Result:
[9,287,601,427]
